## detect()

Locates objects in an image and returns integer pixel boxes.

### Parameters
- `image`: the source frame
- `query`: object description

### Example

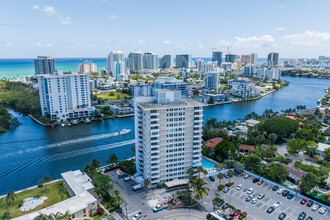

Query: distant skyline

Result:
[0,0,329,58]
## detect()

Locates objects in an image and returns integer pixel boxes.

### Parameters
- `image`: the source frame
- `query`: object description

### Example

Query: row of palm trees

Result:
[34,211,71,220]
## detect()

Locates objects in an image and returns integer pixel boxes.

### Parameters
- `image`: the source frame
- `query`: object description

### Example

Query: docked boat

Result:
[72,120,79,125]
[67,123,72,127]
[60,123,65,127]
[85,118,91,123]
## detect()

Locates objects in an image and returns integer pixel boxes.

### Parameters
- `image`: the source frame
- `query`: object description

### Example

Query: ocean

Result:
[0,57,284,79]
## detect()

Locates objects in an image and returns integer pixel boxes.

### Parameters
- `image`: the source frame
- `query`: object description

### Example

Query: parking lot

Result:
[216,174,330,220]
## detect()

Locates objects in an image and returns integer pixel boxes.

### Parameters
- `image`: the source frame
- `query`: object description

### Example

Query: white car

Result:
[214,210,223,215]
[132,212,142,220]
[236,184,243,190]
[312,204,320,211]
[277,188,284,194]
[247,188,254,194]
[273,201,282,208]
[251,198,258,204]
[318,207,327,214]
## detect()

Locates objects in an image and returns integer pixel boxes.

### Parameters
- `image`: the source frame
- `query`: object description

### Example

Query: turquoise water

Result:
[201,157,216,168]
[285,181,295,187]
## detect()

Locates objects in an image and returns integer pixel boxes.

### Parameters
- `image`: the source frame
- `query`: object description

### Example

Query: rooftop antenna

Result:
[227,45,232,55]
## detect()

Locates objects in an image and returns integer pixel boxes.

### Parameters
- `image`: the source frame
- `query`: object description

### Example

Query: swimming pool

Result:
[201,157,216,169]
[284,181,295,187]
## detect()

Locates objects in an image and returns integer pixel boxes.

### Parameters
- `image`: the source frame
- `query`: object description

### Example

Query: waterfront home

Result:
[205,137,223,148]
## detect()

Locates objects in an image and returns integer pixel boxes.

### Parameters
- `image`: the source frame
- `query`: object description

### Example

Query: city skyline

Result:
[0,0,329,58]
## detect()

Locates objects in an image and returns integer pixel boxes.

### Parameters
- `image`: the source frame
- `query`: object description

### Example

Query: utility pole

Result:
[125,201,128,220]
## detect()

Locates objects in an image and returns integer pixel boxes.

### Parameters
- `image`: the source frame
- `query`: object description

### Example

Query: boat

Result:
[67,123,72,127]
[72,120,79,125]
[119,129,131,134]
[85,118,91,123]
[60,123,65,127]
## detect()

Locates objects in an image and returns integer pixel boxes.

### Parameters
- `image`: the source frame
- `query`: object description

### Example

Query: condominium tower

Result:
[241,54,250,65]
[107,51,125,75]
[143,52,158,71]
[250,53,258,65]
[153,77,188,96]
[34,56,55,75]
[127,52,143,73]
[176,54,191,68]
[267,52,279,66]
[77,60,97,74]
[212,51,222,66]
[134,89,204,185]
[205,72,219,92]
[159,55,174,69]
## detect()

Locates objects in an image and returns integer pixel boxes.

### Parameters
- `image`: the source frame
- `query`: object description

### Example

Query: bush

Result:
[157,183,165,189]
[225,182,235,187]
[97,207,104,215]
[38,184,43,188]
[18,200,23,207]
[218,185,225,191]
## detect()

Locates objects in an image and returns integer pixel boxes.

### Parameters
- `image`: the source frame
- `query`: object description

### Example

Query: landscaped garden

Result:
[96,91,130,100]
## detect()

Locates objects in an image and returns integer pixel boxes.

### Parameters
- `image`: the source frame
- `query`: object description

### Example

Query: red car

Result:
[300,199,307,205]
[233,209,241,216]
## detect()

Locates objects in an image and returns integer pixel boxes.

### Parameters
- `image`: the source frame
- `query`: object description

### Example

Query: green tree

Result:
[187,167,195,178]
[304,141,317,157]
[190,177,210,200]
[91,158,101,169]
[324,148,330,162]
[0,211,11,220]
[233,161,245,174]
[261,118,299,141]
[300,172,320,193]
[214,140,236,162]
[40,174,52,192]
[34,214,49,220]
[267,163,289,184]
[144,178,151,189]
[207,97,215,104]
[227,170,234,183]
[245,155,262,172]
[113,189,123,207]
[58,185,67,201]
[109,91,115,96]
[107,153,119,166]
[217,173,224,185]
[287,139,306,155]
[5,191,17,206]
[268,133,277,143]
[228,204,236,212]
[197,166,205,178]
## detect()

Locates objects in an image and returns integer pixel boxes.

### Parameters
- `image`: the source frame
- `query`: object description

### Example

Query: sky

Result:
[0,0,330,58]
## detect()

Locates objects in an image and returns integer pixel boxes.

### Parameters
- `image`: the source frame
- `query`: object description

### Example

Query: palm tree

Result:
[187,167,195,178]
[113,189,123,207]
[215,163,224,172]
[217,173,224,185]
[34,214,48,220]
[144,178,151,190]
[91,158,101,169]
[40,175,52,192]
[227,170,234,183]
[190,177,210,200]
[1,211,11,220]
[228,204,236,213]
[58,185,67,201]
[197,166,205,178]
[107,153,118,166]
[50,211,71,220]
[6,191,17,206]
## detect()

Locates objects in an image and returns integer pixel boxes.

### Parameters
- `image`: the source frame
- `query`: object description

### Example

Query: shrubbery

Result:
[218,185,225,191]
[225,182,235,187]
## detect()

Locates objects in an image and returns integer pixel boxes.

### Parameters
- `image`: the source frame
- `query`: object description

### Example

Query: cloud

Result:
[30,42,53,48]
[283,30,330,47]
[32,5,39,10]
[138,40,146,44]
[33,5,73,24]
[275,27,286,31]
[235,34,275,47]
[162,40,171,45]
[109,14,119,20]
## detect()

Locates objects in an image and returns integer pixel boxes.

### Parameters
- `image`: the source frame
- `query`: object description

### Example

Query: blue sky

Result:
[0,0,329,58]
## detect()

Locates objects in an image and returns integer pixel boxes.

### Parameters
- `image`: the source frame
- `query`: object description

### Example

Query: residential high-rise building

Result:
[212,51,222,66]
[111,60,126,81]
[195,59,204,70]
[176,54,191,68]
[159,55,174,69]
[241,54,250,65]
[134,89,204,185]
[38,71,94,122]
[127,52,143,73]
[77,60,97,74]
[205,72,219,92]
[34,56,55,75]
[107,51,125,75]
[132,82,153,97]
[229,78,259,98]
[250,53,257,65]
[267,52,279,66]
[225,54,240,63]
[199,61,218,73]
[143,52,158,71]
[153,77,188,96]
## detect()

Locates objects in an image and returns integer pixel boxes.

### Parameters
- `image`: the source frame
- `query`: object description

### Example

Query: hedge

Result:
[225,182,235,187]
[218,185,225,191]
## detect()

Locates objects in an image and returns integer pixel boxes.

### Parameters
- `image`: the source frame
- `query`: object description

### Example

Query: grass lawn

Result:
[93,212,108,220]
[96,92,130,100]
[0,181,70,218]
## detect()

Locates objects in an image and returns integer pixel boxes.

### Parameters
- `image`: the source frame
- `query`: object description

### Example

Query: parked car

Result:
[132,212,142,220]
[244,174,251,179]
[306,217,313,220]
[311,204,320,211]
[223,173,229,178]
[251,198,258,204]
[282,190,289,197]
[209,176,215,182]
[217,201,225,207]
[236,184,243,190]
[300,199,307,205]
[267,207,275,213]
[245,195,254,202]
[222,203,229,210]
[272,185,279,191]
[277,188,284,194]
[247,188,254,194]
[153,204,168,213]
[278,212,287,220]
[124,176,132,182]
[287,194,294,199]
[233,209,241,216]
[306,201,313,207]
[223,187,230,193]
[273,201,282,208]
[132,184,143,191]
[257,193,265,200]
[318,207,327,214]
[118,172,128,178]
[257,179,263,185]
[298,212,306,220]
[252,178,259,183]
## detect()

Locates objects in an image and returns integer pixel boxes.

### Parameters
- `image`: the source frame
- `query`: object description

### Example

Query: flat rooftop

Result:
[137,96,205,110]
[61,170,94,196]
